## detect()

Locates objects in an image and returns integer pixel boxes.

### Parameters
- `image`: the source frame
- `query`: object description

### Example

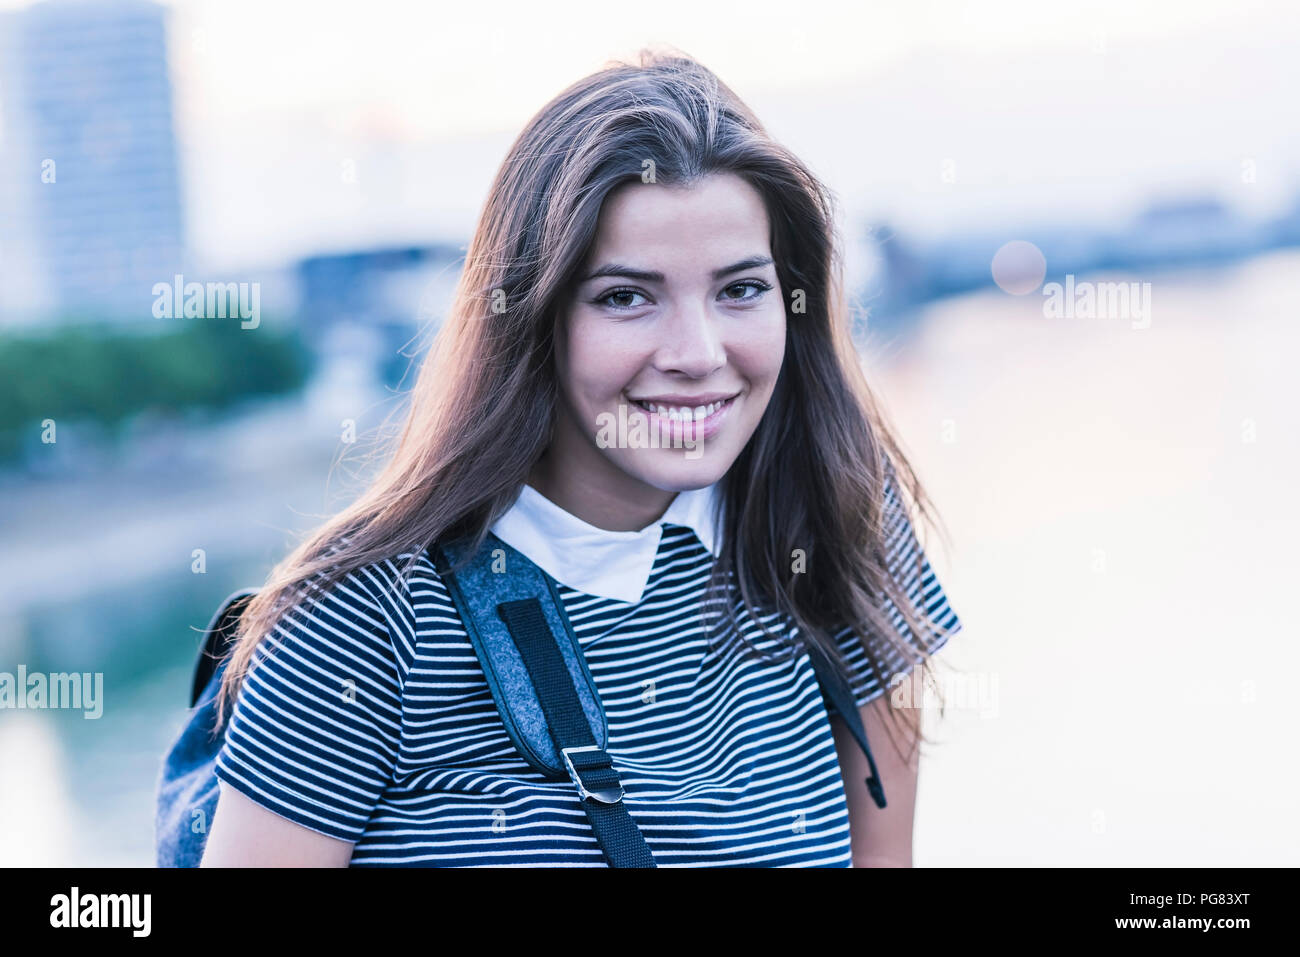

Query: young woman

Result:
[201,49,962,868]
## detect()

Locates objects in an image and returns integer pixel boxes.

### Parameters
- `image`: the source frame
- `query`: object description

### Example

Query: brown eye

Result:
[722,280,771,301]
[595,288,649,310]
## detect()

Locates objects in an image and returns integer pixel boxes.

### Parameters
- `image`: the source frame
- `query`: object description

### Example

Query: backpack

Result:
[153,532,887,867]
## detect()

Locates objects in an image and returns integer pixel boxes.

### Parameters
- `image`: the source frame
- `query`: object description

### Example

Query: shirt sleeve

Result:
[213,563,405,844]
[831,465,963,709]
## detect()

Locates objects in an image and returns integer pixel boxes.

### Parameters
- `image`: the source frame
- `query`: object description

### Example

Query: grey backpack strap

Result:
[807,646,888,809]
[432,533,656,867]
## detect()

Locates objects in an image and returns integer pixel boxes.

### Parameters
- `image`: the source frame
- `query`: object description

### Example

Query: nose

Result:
[652,302,726,378]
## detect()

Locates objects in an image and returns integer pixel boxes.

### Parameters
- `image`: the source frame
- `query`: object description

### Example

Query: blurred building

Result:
[1104,197,1264,267]
[1266,190,1300,247]
[0,0,185,325]
[295,242,464,387]
[860,191,1300,323]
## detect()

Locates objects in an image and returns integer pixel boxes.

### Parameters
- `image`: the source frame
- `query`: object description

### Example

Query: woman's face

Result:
[546,171,787,512]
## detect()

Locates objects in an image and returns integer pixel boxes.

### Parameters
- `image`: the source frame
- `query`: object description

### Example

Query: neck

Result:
[527,449,677,532]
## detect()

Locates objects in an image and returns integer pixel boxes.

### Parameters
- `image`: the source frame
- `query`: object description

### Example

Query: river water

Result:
[2,248,1297,865]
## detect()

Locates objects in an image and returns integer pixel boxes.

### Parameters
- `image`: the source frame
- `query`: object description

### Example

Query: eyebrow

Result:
[578,255,775,284]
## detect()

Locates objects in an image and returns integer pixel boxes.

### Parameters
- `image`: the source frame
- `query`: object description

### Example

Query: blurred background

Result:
[1,0,1297,866]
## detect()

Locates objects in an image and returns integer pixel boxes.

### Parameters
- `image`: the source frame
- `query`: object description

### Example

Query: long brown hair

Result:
[216,47,959,759]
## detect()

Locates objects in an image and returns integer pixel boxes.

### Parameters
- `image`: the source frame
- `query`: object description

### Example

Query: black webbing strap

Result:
[807,651,888,809]
[496,598,657,868]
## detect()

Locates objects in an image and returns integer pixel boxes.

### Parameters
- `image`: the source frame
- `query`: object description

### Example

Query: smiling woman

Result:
[534,173,786,524]
[190,47,962,868]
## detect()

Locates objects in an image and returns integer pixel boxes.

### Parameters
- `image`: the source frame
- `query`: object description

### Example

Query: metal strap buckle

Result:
[560,745,625,804]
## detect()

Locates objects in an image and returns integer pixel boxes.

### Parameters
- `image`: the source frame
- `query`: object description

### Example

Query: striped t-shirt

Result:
[213,474,962,866]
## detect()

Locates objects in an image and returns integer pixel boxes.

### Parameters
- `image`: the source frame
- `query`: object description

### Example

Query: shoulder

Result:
[828,461,963,708]
[878,458,909,536]
[251,547,454,691]
[877,459,928,577]
[214,548,442,844]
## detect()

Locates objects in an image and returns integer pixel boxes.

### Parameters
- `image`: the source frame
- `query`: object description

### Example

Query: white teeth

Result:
[630,397,730,420]
[634,399,725,419]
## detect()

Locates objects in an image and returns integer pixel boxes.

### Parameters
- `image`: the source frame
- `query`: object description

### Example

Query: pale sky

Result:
[5,0,1299,270]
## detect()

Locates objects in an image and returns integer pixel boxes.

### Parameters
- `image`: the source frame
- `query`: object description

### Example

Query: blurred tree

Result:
[0,319,314,464]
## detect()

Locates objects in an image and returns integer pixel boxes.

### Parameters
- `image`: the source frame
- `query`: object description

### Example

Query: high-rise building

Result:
[0,0,184,324]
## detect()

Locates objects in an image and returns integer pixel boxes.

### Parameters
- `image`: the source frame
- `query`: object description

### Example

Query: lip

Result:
[627,391,740,405]
[623,391,740,444]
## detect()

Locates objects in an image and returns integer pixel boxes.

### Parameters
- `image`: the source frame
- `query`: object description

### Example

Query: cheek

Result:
[563,316,644,404]
[730,314,786,387]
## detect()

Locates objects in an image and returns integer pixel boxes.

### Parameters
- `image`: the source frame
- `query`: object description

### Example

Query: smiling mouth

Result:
[625,392,740,421]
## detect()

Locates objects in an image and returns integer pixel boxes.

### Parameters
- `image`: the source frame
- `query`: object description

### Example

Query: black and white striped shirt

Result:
[213,474,961,866]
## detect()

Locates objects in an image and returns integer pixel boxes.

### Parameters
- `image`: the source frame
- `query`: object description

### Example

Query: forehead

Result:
[585,173,772,269]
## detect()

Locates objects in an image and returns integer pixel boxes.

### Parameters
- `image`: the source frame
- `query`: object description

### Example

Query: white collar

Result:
[489,481,723,603]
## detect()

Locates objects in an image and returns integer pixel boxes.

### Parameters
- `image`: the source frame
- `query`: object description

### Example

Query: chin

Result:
[622,450,735,492]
